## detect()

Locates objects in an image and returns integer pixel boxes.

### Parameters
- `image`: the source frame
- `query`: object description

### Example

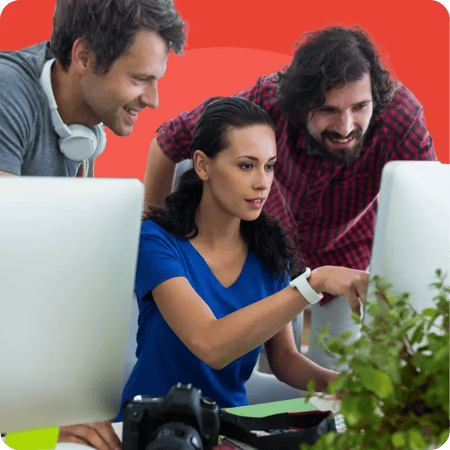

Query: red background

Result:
[0,0,448,178]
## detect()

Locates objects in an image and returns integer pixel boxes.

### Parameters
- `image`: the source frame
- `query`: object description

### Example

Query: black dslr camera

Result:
[122,383,221,450]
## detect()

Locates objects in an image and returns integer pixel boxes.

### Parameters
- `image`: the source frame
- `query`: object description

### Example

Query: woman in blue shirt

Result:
[120,97,368,416]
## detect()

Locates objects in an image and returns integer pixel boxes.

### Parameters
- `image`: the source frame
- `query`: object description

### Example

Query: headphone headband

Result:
[39,58,107,162]
[40,59,72,138]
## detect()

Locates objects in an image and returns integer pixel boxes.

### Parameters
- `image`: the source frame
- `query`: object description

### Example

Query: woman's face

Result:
[199,124,277,222]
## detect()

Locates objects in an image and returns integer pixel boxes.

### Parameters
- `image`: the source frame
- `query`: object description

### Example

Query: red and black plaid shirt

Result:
[156,74,437,304]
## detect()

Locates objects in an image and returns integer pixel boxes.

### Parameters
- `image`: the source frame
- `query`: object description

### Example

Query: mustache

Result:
[321,129,363,140]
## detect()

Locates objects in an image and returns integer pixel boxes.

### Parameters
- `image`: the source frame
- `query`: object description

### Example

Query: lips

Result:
[327,136,355,147]
[246,197,266,208]
[322,130,362,147]
[124,107,141,125]
[329,136,353,143]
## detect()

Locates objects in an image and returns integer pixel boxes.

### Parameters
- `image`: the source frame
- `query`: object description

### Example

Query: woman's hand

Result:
[309,266,369,313]
[57,421,121,450]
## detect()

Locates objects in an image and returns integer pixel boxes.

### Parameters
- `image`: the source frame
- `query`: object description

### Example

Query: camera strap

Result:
[219,409,336,449]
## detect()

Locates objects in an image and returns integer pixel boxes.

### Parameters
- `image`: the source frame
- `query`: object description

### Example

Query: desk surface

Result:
[6,396,340,450]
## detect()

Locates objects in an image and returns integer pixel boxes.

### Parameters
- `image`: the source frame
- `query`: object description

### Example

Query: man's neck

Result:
[51,59,97,127]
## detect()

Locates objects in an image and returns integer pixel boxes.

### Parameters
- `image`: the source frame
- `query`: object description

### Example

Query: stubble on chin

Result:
[309,132,365,167]
[323,141,364,167]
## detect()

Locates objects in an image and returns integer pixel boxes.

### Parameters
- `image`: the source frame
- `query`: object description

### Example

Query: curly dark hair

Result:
[143,97,300,278]
[51,0,186,74]
[275,25,398,127]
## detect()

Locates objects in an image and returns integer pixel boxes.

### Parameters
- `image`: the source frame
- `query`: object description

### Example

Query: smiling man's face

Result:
[79,29,169,136]
[306,72,373,166]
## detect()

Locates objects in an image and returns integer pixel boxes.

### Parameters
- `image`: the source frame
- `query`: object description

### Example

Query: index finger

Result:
[355,272,369,303]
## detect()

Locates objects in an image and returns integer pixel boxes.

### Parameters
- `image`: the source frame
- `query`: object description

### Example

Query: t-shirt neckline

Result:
[186,240,250,290]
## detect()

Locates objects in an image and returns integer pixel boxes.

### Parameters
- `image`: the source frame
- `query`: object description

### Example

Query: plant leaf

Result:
[408,430,427,450]
[391,432,406,447]
[359,367,394,399]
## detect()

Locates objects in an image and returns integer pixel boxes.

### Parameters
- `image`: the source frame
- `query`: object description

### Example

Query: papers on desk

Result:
[217,436,259,449]
[213,396,346,449]
[309,395,341,413]
[309,395,346,433]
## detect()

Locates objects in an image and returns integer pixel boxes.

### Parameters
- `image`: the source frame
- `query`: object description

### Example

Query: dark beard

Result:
[305,129,366,167]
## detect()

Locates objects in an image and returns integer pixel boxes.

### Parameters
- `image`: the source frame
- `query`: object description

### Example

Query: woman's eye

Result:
[265,164,275,171]
[240,163,253,170]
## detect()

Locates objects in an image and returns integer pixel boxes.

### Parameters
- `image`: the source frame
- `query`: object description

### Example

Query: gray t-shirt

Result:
[0,42,81,176]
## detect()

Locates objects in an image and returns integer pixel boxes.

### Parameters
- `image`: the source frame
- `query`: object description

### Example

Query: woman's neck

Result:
[192,200,244,252]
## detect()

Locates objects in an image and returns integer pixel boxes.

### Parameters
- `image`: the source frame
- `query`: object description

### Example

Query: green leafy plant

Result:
[302,270,449,450]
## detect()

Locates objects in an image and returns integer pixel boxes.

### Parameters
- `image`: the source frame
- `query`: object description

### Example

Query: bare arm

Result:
[153,277,309,370]
[76,161,86,177]
[0,171,17,176]
[152,266,368,370]
[143,138,177,210]
[265,323,337,393]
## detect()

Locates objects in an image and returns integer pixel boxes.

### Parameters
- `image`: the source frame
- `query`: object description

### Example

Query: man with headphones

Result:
[0,0,186,179]
[0,0,186,448]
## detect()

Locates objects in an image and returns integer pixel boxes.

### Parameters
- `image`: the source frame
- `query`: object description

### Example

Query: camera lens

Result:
[146,422,203,450]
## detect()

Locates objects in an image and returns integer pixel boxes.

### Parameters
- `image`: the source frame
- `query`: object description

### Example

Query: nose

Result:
[139,82,159,109]
[333,111,354,137]
[253,168,272,192]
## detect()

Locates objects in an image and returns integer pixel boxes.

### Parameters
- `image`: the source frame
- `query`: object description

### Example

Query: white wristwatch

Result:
[289,267,323,305]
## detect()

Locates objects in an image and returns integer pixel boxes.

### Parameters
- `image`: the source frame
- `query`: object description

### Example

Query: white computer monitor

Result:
[368,161,449,312]
[0,177,144,433]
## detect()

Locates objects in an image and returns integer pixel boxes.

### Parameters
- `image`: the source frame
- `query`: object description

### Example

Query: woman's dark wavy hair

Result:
[275,25,398,126]
[51,0,186,74]
[143,97,300,278]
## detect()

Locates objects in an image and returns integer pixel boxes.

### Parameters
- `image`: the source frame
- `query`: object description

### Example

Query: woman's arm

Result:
[151,266,368,370]
[264,323,337,393]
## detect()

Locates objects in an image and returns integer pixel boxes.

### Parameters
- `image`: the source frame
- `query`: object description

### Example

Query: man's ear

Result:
[193,150,210,181]
[71,38,96,74]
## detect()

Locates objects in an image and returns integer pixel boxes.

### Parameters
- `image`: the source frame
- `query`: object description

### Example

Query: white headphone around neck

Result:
[39,58,107,162]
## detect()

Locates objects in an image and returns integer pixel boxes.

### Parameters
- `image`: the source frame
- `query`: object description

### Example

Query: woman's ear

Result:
[193,150,210,181]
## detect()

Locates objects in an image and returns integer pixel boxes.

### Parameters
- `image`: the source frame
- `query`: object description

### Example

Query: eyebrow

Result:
[319,100,372,111]
[131,73,157,81]
[237,155,278,162]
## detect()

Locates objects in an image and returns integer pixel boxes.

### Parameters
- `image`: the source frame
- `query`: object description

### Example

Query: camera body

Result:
[122,383,221,450]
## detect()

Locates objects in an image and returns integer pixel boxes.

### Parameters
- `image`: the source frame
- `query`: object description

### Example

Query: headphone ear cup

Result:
[91,125,107,159]
[40,59,107,162]
[59,125,99,161]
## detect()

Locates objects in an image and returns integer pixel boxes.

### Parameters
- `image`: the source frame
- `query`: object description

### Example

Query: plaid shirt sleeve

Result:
[155,99,220,163]
[155,75,277,162]
[382,85,438,162]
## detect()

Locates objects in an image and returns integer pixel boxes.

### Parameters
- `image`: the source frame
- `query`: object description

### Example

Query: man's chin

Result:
[324,149,361,167]
[107,124,133,137]
[322,144,363,166]
[306,130,366,166]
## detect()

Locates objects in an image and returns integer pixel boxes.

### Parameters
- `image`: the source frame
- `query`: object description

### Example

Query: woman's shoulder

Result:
[140,220,188,251]
[140,219,165,235]
[140,220,175,244]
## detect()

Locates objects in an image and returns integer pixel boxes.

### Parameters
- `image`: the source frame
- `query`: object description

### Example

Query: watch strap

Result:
[289,267,323,305]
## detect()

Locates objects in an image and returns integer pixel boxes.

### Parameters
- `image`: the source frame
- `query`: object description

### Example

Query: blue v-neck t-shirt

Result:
[118,220,288,419]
